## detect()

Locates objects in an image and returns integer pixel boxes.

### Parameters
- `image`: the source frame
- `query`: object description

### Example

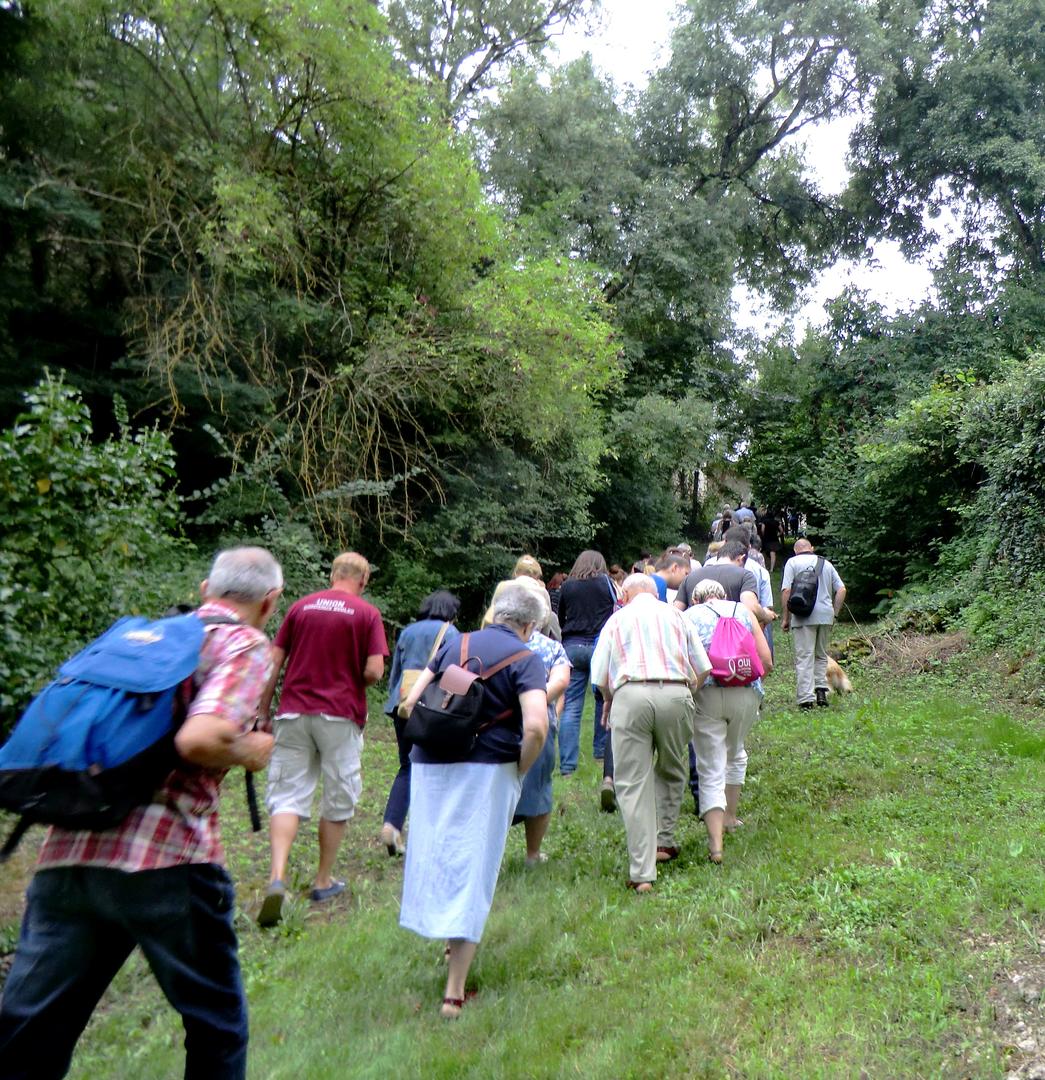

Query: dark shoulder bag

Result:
[402,633,531,759]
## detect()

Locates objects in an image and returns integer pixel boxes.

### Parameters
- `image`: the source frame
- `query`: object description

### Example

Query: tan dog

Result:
[826,657,853,694]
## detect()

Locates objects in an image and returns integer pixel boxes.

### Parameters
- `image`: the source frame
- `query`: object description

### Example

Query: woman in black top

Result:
[556,550,618,774]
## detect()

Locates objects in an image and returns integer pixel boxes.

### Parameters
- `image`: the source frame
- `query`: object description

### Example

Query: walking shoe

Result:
[600,776,617,813]
[799,701,815,710]
[310,880,346,903]
[258,880,285,927]
[380,822,405,856]
[815,687,829,708]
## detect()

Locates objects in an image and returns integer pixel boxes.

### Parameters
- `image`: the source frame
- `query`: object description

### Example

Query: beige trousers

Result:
[610,681,694,884]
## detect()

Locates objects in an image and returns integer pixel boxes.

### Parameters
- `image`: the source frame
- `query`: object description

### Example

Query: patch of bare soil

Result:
[833,629,970,673]
[990,935,1045,1079]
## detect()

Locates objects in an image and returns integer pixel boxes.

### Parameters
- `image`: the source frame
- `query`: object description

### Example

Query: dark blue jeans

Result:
[559,639,605,774]
[382,711,412,830]
[0,863,248,1080]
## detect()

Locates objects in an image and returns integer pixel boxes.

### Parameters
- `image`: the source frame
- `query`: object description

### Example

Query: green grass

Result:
[10,630,1045,1078]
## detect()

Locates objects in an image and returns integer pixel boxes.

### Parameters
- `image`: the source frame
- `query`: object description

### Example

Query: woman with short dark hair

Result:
[379,590,461,855]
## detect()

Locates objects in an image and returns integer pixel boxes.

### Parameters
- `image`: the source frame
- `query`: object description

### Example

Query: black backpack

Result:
[403,633,530,759]
[787,556,825,618]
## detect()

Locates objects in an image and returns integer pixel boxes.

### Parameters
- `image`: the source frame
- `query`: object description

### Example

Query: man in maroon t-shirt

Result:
[257,552,388,926]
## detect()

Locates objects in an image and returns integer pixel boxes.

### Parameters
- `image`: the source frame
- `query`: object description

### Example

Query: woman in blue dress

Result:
[380,590,460,855]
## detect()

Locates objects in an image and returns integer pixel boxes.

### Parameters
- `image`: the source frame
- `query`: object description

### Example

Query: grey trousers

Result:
[792,623,832,704]
[610,681,694,884]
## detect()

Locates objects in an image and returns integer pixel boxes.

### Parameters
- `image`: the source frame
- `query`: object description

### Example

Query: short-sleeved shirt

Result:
[649,573,669,602]
[37,602,272,873]
[411,623,547,765]
[677,562,758,608]
[684,599,764,695]
[781,554,844,626]
[274,588,389,727]
[590,594,711,692]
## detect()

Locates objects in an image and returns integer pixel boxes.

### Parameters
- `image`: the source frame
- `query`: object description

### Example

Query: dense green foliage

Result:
[0,0,1042,716]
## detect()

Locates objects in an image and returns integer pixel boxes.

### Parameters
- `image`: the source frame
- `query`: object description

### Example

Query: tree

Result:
[846,0,1045,278]
[382,0,596,116]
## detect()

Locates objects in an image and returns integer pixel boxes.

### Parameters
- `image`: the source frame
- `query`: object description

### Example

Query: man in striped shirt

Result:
[591,574,711,892]
[0,547,282,1080]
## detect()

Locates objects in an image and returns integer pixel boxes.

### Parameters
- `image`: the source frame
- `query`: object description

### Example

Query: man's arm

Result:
[740,590,774,625]
[363,654,385,686]
[517,689,549,775]
[780,588,791,631]
[833,584,847,617]
[175,714,273,772]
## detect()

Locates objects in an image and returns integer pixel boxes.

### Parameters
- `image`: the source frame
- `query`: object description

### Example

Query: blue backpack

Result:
[0,613,227,860]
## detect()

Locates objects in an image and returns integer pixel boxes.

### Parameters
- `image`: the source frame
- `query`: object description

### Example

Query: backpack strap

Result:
[480,648,533,681]
[197,612,262,832]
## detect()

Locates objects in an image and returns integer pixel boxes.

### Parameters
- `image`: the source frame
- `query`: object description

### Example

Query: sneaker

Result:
[815,687,829,708]
[311,880,346,903]
[799,701,815,710]
[600,777,617,813]
[380,822,405,857]
[258,880,285,927]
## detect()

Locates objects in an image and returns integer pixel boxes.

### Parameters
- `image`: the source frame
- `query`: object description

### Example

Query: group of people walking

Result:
[0,522,848,1075]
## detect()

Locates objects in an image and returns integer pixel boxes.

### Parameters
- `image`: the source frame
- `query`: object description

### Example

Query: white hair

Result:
[621,573,656,596]
[206,546,283,602]
[491,580,547,629]
[691,578,727,603]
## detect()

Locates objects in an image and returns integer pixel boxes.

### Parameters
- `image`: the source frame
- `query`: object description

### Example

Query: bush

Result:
[0,374,198,730]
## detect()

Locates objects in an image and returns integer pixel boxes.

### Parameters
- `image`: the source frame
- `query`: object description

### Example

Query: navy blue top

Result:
[383,619,461,715]
[650,573,669,602]
[410,624,547,765]
[557,576,617,641]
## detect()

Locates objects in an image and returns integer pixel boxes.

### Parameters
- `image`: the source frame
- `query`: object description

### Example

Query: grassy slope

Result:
[8,630,1045,1079]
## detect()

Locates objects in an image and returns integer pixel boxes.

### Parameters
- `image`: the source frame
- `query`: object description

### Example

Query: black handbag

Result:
[403,633,530,758]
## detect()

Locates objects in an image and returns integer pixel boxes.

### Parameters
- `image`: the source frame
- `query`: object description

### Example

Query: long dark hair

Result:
[569,549,609,580]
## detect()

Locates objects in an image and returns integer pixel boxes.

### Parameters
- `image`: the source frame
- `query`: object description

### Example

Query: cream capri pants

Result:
[692,684,761,817]
[266,714,363,822]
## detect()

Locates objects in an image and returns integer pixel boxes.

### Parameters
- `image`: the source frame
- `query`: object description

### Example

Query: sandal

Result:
[707,849,723,865]
[626,879,653,894]
[441,996,464,1019]
[723,818,744,834]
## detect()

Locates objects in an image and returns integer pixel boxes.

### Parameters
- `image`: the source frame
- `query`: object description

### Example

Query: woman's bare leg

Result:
[442,939,478,1017]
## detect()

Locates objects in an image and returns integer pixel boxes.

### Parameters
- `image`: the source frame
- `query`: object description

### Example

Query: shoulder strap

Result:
[481,648,533,681]
[425,622,450,667]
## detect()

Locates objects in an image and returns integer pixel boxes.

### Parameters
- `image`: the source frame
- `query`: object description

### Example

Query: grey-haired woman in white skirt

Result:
[398,582,549,1019]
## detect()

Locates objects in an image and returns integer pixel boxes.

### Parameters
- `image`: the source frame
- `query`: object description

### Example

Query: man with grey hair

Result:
[259,552,388,926]
[591,574,711,892]
[0,546,282,1079]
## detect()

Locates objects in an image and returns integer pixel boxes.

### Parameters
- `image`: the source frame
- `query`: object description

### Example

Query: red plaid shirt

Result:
[37,602,272,873]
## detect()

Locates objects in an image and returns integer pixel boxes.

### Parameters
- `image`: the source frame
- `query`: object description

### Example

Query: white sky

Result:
[553,0,941,337]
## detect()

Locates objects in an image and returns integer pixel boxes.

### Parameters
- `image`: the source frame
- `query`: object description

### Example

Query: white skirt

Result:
[399,761,521,943]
